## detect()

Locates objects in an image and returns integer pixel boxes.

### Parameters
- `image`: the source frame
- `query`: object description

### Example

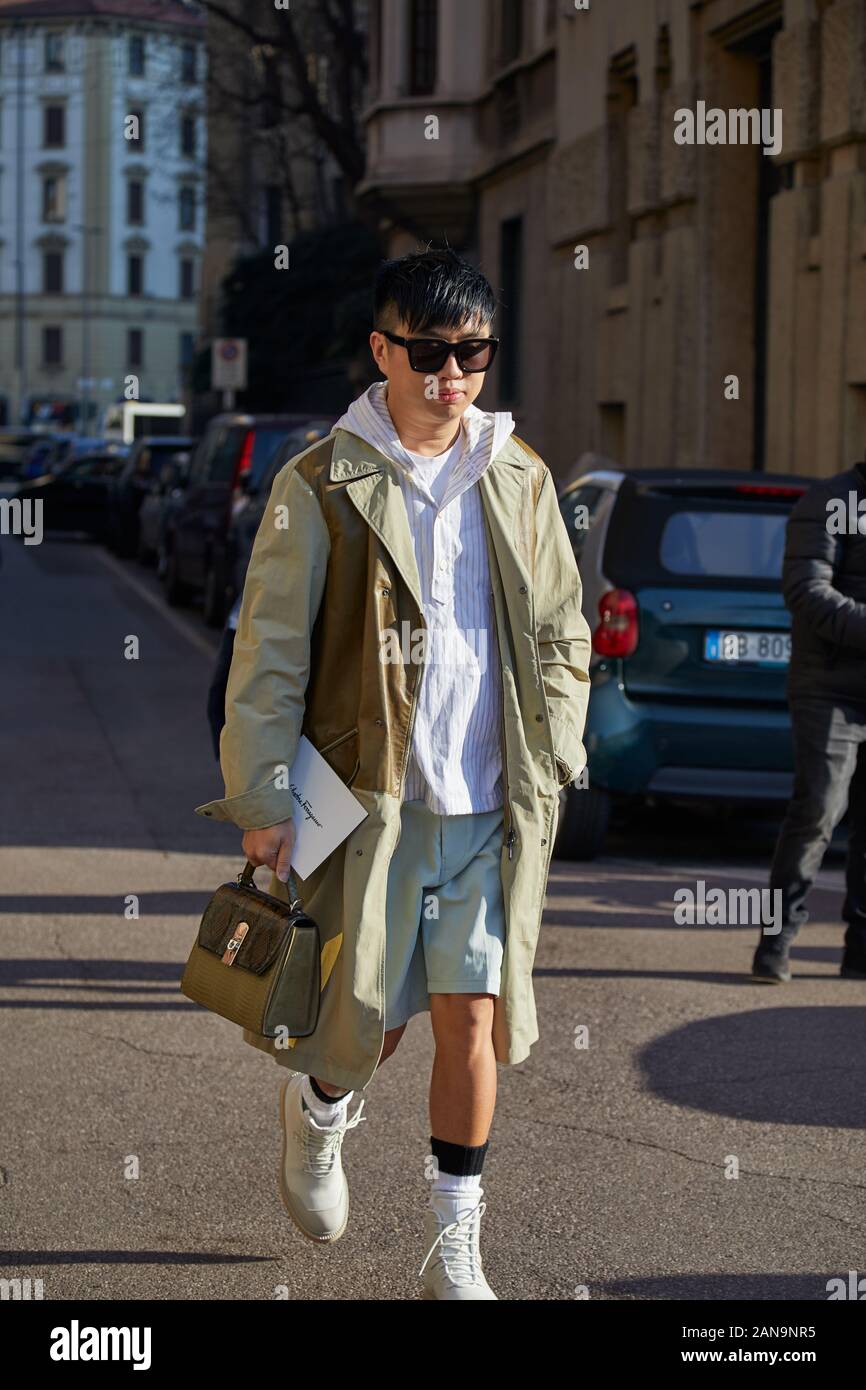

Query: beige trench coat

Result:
[196,427,592,1092]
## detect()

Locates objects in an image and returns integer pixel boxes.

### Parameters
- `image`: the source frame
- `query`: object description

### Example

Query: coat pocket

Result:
[315,727,360,786]
[317,726,359,756]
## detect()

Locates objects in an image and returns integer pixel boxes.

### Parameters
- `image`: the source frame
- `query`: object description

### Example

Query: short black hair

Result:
[373,247,497,336]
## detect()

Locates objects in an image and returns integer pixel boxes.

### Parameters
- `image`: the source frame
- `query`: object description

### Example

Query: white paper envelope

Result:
[288,735,368,879]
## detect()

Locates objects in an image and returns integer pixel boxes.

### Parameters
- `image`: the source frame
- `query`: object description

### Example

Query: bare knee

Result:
[429,992,495,1051]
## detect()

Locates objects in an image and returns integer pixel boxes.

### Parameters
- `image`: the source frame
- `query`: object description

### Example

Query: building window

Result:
[128,328,144,368]
[179,185,196,231]
[42,174,66,222]
[606,49,638,288]
[180,112,196,157]
[408,0,437,96]
[501,0,523,65]
[497,72,520,139]
[43,326,63,366]
[128,254,143,296]
[179,258,195,299]
[260,52,281,128]
[127,179,144,225]
[44,105,66,148]
[127,108,145,150]
[129,35,145,76]
[498,216,523,404]
[264,184,282,245]
[179,331,195,368]
[370,0,383,94]
[181,42,197,83]
[43,250,64,294]
[45,33,65,73]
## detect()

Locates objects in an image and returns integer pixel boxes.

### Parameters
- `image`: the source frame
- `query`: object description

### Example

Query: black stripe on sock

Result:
[309,1075,350,1105]
[430,1134,489,1178]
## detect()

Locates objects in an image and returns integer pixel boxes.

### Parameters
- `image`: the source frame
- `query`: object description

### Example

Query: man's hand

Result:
[242,819,296,883]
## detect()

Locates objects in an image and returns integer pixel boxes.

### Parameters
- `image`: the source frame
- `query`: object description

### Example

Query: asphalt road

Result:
[1,527,864,1303]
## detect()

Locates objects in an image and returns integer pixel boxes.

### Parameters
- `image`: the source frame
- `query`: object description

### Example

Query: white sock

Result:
[431,1171,483,1216]
[300,1074,353,1129]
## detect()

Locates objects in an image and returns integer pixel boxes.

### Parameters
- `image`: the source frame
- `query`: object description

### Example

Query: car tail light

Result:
[593,588,639,658]
[231,429,255,505]
[734,483,806,498]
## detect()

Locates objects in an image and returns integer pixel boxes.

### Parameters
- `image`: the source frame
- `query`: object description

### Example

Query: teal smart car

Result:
[554,469,808,859]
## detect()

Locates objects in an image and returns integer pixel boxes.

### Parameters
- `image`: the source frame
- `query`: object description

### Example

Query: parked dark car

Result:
[553,468,809,859]
[106,436,195,557]
[16,446,129,537]
[23,434,116,480]
[137,450,193,566]
[20,433,69,479]
[161,413,330,626]
[226,420,335,603]
[0,430,44,480]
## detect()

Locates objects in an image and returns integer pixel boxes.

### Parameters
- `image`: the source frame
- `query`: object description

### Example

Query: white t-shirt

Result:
[402,430,465,510]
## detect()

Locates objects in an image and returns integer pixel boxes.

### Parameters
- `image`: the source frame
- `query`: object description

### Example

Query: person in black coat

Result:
[753,459,866,981]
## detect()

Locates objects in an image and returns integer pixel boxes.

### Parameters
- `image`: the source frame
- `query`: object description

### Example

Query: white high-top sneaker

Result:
[277,1074,366,1243]
[418,1195,498,1300]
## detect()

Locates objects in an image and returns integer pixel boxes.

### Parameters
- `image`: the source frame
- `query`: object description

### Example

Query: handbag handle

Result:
[238,860,303,914]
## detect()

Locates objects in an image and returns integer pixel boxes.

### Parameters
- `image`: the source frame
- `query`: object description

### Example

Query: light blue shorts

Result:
[383,798,506,1031]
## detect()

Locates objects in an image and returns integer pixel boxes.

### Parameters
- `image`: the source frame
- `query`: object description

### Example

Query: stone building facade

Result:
[360,0,866,481]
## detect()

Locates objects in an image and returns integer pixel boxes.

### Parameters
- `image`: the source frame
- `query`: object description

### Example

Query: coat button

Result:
[204,810,212,816]
[535,714,544,722]
[519,585,527,593]
[356,849,363,856]
[375,717,384,726]
[382,588,391,597]
[541,838,547,846]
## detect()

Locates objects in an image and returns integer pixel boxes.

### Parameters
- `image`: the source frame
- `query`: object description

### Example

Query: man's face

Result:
[369,316,493,421]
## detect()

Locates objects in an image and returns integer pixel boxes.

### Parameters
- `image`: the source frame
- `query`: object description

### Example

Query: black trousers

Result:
[770,696,866,950]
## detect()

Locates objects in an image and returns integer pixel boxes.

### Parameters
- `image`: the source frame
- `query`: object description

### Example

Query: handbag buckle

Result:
[222,921,250,965]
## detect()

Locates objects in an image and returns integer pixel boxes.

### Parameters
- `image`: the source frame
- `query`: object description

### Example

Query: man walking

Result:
[197,248,592,1298]
[752,458,866,983]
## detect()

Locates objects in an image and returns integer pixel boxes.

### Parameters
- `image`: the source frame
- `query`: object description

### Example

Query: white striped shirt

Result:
[331,381,515,814]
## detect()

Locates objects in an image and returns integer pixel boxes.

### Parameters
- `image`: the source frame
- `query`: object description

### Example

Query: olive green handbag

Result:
[181,862,320,1038]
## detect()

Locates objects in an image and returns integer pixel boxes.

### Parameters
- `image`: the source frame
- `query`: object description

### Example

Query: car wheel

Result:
[162,545,190,607]
[554,783,611,861]
[202,558,228,628]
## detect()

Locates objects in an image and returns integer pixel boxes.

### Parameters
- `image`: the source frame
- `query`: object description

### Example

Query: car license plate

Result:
[704,629,791,665]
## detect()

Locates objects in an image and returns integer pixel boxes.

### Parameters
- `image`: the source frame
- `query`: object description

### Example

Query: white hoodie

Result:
[331,378,515,488]
[329,380,515,814]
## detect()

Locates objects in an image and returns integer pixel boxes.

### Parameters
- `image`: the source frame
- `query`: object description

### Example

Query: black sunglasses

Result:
[380,330,499,374]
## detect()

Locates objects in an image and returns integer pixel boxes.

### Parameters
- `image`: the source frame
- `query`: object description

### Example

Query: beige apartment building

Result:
[0,0,206,429]
[360,0,866,481]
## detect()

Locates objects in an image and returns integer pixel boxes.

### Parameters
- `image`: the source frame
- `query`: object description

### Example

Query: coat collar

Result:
[326,427,534,614]
[327,426,532,482]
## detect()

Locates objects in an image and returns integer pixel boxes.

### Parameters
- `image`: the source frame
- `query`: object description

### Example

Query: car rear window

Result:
[134,443,188,478]
[249,429,289,487]
[603,481,802,591]
[660,510,788,579]
[145,442,188,471]
[209,427,246,483]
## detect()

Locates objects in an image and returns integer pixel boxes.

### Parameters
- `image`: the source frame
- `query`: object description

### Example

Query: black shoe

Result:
[840,950,866,979]
[752,925,799,983]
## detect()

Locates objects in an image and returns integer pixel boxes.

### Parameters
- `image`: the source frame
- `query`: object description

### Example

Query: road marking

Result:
[95,548,220,660]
